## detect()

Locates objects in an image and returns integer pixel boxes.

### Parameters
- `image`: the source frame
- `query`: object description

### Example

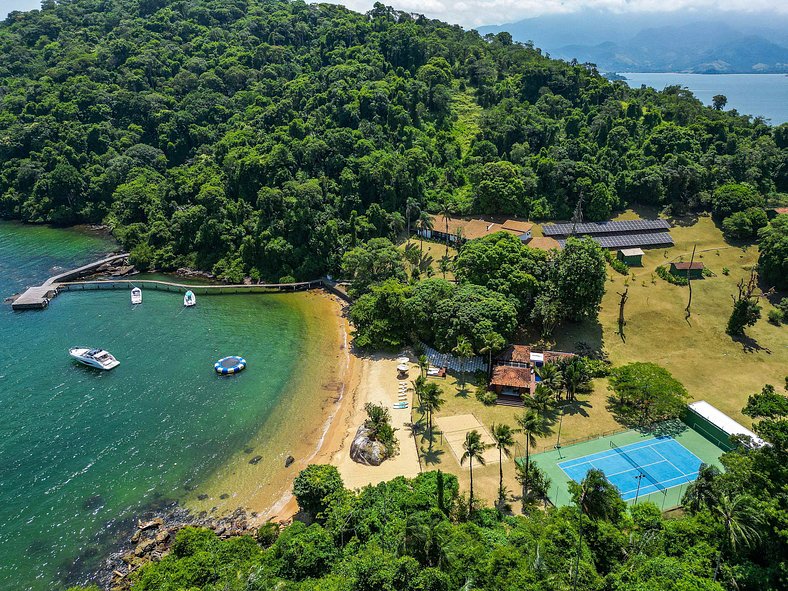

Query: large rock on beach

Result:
[350,425,388,466]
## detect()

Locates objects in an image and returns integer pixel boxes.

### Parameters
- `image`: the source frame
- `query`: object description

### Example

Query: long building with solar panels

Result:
[541,219,674,249]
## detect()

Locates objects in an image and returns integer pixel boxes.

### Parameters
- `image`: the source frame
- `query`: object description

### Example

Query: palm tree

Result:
[417,355,429,379]
[516,409,552,495]
[536,362,563,398]
[711,493,763,582]
[421,381,445,441]
[416,211,433,255]
[460,429,490,512]
[438,254,451,279]
[405,197,419,245]
[412,374,427,405]
[452,335,474,382]
[479,332,505,374]
[437,194,452,257]
[562,359,586,402]
[490,423,520,503]
[523,383,556,423]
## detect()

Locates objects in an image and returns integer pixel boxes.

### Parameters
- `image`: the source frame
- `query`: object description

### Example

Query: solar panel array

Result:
[556,232,674,249]
[542,219,671,237]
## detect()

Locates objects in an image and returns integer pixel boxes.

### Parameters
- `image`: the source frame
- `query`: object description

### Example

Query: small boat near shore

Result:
[69,347,120,370]
[130,287,142,305]
[183,290,196,307]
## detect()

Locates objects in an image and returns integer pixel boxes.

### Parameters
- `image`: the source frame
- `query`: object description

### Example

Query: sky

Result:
[2,0,786,27]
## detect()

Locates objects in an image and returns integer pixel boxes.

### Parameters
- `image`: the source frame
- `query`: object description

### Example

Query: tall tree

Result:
[420,382,445,442]
[460,429,490,512]
[711,494,763,582]
[516,409,551,494]
[490,423,519,503]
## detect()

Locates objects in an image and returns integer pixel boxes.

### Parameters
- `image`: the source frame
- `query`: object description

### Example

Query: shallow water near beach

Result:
[0,221,341,590]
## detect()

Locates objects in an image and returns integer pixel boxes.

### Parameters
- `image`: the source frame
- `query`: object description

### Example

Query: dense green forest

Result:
[1,0,786,282]
[68,387,788,591]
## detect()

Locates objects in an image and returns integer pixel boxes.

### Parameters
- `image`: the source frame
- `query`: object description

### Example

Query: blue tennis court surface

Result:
[558,436,703,500]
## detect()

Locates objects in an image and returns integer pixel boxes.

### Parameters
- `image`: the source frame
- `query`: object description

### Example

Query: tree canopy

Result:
[0,0,784,281]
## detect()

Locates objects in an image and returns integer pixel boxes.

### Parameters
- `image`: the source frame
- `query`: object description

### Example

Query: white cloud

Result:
[339,0,786,27]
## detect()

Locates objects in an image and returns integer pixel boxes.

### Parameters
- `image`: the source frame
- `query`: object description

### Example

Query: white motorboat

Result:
[69,347,120,370]
[130,287,142,305]
[183,290,196,307]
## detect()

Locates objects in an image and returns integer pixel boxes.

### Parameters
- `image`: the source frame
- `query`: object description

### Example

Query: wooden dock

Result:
[9,253,352,310]
[11,253,129,310]
[58,278,326,296]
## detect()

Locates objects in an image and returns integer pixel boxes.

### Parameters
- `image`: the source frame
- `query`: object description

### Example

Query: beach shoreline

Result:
[181,289,361,522]
[182,288,423,524]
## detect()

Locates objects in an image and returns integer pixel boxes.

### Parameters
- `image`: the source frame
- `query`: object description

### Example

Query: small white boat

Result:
[183,290,196,307]
[130,287,142,305]
[69,347,120,370]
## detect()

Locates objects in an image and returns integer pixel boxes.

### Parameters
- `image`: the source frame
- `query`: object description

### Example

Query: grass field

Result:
[555,213,787,426]
[409,213,786,511]
[399,238,458,280]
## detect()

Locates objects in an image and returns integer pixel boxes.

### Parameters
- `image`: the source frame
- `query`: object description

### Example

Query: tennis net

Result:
[609,441,666,494]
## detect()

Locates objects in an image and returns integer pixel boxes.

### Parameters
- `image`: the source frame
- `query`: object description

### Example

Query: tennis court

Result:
[558,436,702,500]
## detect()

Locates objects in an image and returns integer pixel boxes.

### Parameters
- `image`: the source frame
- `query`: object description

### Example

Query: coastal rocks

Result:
[284,455,295,467]
[350,425,388,466]
[176,267,214,280]
[104,507,259,591]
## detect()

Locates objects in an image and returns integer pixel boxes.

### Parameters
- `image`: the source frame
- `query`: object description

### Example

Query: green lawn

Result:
[554,213,787,427]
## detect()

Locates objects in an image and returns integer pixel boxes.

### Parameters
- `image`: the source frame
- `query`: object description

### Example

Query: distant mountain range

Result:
[477,10,788,74]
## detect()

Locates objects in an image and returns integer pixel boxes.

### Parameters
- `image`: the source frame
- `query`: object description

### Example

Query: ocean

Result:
[621,73,788,125]
[0,221,330,590]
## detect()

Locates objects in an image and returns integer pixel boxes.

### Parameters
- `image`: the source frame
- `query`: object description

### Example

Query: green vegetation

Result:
[97,387,788,591]
[608,362,690,426]
[363,402,399,457]
[349,233,607,351]
[1,1,785,282]
[757,214,788,289]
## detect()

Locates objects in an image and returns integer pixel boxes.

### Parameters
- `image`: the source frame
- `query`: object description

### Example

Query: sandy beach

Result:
[331,353,422,490]
[185,290,422,524]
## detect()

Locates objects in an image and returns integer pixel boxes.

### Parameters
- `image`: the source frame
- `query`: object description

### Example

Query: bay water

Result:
[622,73,788,125]
[0,222,317,590]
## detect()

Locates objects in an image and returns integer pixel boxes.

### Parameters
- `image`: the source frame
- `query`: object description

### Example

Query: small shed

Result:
[617,247,644,266]
[670,261,705,279]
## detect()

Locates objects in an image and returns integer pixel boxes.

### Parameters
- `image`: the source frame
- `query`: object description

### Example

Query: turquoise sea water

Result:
[622,73,788,125]
[0,222,308,590]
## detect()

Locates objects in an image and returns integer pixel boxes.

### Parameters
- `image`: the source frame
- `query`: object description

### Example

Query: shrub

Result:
[292,465,344,518]
[722,267,730,275]
[605,250,629,275]
[171,527,218,558]
[768,309,783,325]
[778,297,788,319]
[256,522,280,548]
[656,265,688,286]
[585,358,612,378]
[475,384,498,405]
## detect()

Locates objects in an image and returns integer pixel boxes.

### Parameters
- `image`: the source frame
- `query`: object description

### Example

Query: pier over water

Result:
[9,253,348,310]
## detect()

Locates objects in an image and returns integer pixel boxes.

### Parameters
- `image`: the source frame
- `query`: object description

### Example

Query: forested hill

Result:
[0,1,785,282]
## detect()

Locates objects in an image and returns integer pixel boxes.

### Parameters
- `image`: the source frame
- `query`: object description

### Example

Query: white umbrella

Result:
[396,356,409,364]
[397,363,409,372]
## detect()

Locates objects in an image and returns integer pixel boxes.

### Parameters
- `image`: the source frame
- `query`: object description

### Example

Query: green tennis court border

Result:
[525,420,727,510]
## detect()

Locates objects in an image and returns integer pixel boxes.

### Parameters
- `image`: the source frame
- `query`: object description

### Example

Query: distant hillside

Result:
[478,10,788,73]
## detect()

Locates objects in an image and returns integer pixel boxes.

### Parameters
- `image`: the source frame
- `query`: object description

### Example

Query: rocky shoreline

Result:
[96,505,262,591]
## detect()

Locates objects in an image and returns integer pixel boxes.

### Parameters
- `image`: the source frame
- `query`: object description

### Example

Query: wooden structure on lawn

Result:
[670,261,705,279]
[617,247,644,266]
[418,215,533,244]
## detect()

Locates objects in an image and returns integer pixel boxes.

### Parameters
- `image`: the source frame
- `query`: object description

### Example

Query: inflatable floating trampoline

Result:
[214,356,247,375]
